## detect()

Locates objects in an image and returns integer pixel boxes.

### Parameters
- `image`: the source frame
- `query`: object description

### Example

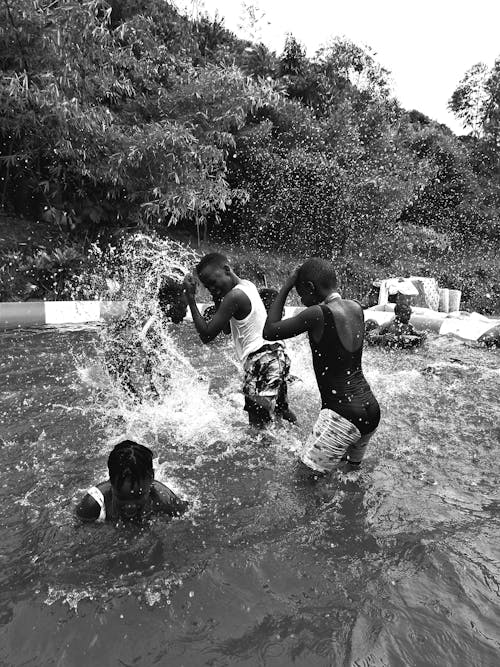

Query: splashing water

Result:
[72,234,222,425]
[70,233,200,302]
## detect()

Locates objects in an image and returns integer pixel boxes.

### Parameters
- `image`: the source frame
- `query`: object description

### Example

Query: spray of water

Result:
[71,234,248,444]
[70,233,199,301]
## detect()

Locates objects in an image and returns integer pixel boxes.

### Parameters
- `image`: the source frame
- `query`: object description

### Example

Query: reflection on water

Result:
[0,324,499,666]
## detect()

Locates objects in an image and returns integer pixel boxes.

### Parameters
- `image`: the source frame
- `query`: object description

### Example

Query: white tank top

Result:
[230,280,267,362]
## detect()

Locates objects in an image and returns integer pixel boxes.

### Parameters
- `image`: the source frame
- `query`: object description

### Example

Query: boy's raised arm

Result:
[184,273,237,343]
[213,297,231,334]
[263,270,321,341]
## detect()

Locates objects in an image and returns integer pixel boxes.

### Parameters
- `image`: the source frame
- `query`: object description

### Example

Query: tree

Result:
[450,57,500,149]
[0,0,278,235]
[449,62,490,137]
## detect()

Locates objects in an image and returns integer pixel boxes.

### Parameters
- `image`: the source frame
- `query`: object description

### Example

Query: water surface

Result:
[0,325,499,666]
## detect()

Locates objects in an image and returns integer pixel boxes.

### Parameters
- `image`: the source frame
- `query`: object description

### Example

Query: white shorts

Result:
[300,408,375,473]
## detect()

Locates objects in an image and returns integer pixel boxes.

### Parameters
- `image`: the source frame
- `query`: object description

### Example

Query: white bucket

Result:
[448,289,462,312]
[300,409,361,473]
[438,288,450,313]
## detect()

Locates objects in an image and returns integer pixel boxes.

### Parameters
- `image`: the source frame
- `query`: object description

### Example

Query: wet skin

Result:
[197,266,234,302]
[110,478,153,522]
[183,265,249,342]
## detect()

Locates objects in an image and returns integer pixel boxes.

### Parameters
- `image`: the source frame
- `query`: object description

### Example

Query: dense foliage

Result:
[1,0,499,308]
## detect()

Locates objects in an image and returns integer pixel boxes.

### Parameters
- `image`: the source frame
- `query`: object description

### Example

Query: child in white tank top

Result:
[183,253,297,427]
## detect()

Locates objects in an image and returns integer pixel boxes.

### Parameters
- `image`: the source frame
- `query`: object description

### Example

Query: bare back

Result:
[310,299,364,350]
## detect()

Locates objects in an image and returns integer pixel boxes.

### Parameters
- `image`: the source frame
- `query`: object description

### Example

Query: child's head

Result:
[107,440,154,521]
[296,258,337,306]
[196,253,235,300]
[364,318,379,333]
[258,288,278,313]
[394,303,412,324]
[158,277,187,323]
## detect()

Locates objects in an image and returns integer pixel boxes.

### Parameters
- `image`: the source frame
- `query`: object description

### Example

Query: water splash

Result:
[70,233,200,302]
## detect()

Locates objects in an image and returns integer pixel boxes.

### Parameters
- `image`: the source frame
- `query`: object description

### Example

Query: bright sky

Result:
[181,0,500,134]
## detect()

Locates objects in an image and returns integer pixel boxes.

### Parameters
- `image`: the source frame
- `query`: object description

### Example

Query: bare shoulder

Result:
[330,299,365,351]
[229,284,252,318]
[151,481,189,517]
[332,299,364,321]
[343,298,364,314]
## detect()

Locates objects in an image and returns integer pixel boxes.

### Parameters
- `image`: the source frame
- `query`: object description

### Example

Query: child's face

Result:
[112,477,153,521]
[198,265,233,301]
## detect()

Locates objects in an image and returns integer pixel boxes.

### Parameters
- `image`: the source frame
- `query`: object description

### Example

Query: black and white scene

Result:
[1,0,499,665]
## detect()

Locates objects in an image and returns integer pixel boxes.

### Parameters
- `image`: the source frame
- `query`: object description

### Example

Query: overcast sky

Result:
[180,0,500,134]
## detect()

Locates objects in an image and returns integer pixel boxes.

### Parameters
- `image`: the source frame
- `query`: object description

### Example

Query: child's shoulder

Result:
[76,481,110,522]
[229,281,256,308]
[151,481,188,516]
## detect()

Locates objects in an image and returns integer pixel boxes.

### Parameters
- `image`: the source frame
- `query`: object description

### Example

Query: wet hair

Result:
[259,288,278,312]
[297,258,337,290]
[196,252,229,275]
[107,440,154,490]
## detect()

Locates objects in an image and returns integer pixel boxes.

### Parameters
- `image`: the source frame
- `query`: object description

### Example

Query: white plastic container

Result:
[448,289,462,312]
[438,288,450,313]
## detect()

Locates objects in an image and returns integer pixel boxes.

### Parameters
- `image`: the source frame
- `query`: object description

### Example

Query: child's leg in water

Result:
[243,345,297,427]
[244,395,273,428]
[294,458,327,483]
[275,382,297,423]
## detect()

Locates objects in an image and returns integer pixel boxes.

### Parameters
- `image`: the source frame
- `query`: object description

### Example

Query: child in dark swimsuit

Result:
[76,440,188,523]
[263,258,380,474]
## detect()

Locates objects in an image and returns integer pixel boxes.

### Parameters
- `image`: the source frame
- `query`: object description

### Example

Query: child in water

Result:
[183,253,296,427]
[263,258,380,474]
[366,303,426,348]
[76,440,188,523]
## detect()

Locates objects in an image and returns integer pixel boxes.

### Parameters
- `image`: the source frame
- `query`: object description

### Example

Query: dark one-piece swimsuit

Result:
[309,305,380,435]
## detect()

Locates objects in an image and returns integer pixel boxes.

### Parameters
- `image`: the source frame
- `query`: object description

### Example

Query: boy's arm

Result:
[184,274,239,343]
[264,303,323,341]
[263,273,322,341]
[214,297,231,335]
[408,323,424,337]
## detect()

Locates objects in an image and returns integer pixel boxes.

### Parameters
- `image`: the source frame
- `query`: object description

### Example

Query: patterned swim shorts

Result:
[242,343,290,413]
[300,408,376,473]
